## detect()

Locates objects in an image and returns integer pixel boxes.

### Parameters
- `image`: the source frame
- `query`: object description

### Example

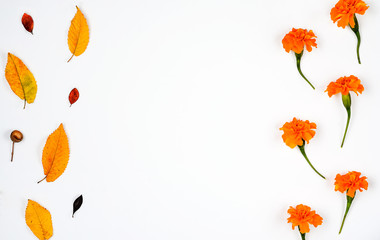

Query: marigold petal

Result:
[347,188,356,198]
[330,8,339,22]
[299,222,310,233]
[311,214,323,227]
[338,14,350,28]
[305,44,312,52]
[349,15,356,28]
[302,131,315,143]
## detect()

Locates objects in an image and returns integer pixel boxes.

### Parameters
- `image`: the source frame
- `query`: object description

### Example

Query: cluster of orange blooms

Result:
[279,0,371,239]
[283,0,368,52]
[287,171,368,235]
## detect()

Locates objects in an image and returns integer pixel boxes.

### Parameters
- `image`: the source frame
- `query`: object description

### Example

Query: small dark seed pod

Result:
[10,130,23,162]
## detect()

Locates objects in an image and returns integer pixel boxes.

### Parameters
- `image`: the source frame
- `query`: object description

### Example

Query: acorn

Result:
[10,130,23,162]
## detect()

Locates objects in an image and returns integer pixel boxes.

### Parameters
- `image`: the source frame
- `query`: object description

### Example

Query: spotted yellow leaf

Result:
[67,6,89,62]
[25,200,53,240]
[5,53,37,109]
[38,124,70,183]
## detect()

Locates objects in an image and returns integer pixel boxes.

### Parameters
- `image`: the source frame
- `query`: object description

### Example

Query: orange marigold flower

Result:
[331,0,369,28]
[280,118,316,149]
[280,118,324,179]
[287,204,323,234]
[326,75,364,147]
[282,28,317,54]
[325,75,364,97]
[335,171,368,198]
[335,171,368,234]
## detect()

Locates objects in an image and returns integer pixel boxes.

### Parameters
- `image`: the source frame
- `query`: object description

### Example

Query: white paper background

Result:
[0,0,379,239]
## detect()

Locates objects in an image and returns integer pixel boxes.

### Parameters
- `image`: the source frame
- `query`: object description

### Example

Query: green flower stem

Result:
[350,14,361,64]
[341,93,352,148]
[295,51,315,90]
[298,226,306,240]
[339,194,354,234]
[341,108,351,148]
[298,142,326,179]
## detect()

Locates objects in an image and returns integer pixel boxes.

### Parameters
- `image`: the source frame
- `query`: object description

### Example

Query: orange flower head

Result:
[331,0,369,28]
[287,204,323,234]
[325,75,364,97]
[335,171,368,198]
[282,28,317,54]
[280,118,316,149]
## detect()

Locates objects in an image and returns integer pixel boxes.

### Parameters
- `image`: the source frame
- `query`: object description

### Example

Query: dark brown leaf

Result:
[72,195,83,218]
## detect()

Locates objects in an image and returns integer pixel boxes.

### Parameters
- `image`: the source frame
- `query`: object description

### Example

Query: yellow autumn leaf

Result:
[67,6,89,62]
[5,53,37,109]
[38,124,70,183]
[25,199,53,240]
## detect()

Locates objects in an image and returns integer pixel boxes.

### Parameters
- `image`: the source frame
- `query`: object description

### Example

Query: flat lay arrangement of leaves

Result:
[2,5,88,239]
[1,0,377,239]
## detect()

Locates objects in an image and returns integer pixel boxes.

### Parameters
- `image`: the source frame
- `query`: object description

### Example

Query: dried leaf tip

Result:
[72,195,83,217]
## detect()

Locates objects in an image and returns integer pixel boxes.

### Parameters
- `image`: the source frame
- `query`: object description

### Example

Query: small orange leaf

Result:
[22,13,34,34]
[25,200,53,240]
[38,124,70,183]
[67,6,89,62]
[5,53,37,109]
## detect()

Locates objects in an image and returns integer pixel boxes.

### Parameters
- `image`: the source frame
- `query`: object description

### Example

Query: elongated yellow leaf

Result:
[67,6,89,62]
[25,200,53,240]
[38,124,70,183]
[5,53,37,109]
